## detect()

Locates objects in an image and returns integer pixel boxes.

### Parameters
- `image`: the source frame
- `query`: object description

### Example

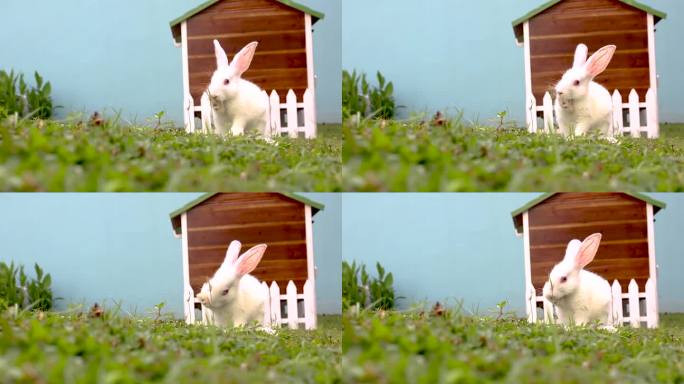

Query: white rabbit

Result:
[195,240,267,327]
[554,44,617,138]
[542,233,614,327]
[200,40,270,138]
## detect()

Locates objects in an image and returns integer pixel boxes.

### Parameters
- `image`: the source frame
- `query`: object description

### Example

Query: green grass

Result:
[343,120,684,191]
[0,119,342,191]
[343,310,684,383]
[0,310,341,383]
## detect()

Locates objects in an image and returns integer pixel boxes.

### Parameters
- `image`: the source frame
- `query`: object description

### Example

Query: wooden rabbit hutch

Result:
[512,0,667,137]
[170,0,324,137]
[512,192,666,327]
[170,192,323,328]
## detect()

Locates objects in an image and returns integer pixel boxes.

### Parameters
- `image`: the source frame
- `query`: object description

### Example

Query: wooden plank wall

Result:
[528,193,650,294]
[187,193,308,294]
[186,0,308,103]
[529,0,650,101]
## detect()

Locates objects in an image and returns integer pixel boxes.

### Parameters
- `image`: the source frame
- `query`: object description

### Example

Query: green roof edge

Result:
[512,0,667,42]
[511,0,563,29]
[170,0,324,30]
[281,192,326,212]
[170,192,325,233]
[169,192,216,221]
[625,192,667,210]
[511,192,666,232]
[510,193,555,219]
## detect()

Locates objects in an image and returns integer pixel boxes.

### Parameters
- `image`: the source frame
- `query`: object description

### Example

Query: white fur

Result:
[542,233,614,326]
[195,240,267,327]
[554,44,617,138]
[201,40,270,138]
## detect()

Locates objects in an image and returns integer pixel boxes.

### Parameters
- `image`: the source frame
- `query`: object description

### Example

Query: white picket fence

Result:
[184,279,316,330]
[527,88,659,138]
[527,278,658,328]
[184,88,316,138]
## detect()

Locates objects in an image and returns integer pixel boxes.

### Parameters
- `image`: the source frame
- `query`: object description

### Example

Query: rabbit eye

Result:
[223,79,230,85]
[573,80,580,86]
[221,289,230,296]
[560,276,568,283]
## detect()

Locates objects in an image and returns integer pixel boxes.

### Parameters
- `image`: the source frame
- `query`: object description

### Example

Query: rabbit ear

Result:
[234,244,267,277]
[573,44,588,69]
[584,45,616,78]
[574,233,602,270]
[231,41,258,77]
[212,240,242,279]
[225,240,242,265]
[214,39,229,68]
[563,239,583,261]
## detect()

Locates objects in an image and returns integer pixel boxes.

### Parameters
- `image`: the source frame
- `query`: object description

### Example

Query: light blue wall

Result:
[0,193,341,317]
[342,0,684,123]
[342,193,684,314]
[0,0,341,124]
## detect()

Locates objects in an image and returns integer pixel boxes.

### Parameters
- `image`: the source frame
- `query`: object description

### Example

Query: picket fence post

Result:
[285,281,298,329]
[269,90,281,137]
[270,281,281,327]
[628,279,640,327]
[542,296,554,324]
[542,92,554,133]
[261,281,271,328]
[184,284,195,324]
[527,93,537,133]
[304,279,316,329]
[611,280,623,326]
[527,284,537,323]
[184,93,195,133]
[645,278,657,328]
[285,90,298,138]
[303,88,316,139]
[645,89,659,138]
[628,90,640,138]
[612,90,623,136]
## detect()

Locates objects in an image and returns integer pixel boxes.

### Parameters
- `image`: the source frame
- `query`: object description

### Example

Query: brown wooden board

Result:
[184,0,308,103]
[188,51,307,73]
[189,241,307,264]
[527,193,646,225]
[531,51,649,74]
[528,0,649,100]
[187,32,305,56]
[530,240,648,262]
[529,221,647,246]
[188,67,308,101]
[192,259,308,281]
[188,222,305,247]
[187,202,304,229]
